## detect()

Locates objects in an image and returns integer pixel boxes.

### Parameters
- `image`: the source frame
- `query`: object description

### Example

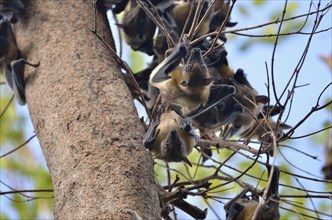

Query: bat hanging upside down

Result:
[143,110,200,166]
[149,42,235,117]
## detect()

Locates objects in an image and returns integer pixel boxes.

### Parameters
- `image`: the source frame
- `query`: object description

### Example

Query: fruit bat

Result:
[150,43,235,117]
[143,110,200,165]
[219,68,267,139]
[224,165,280,220]
[209,0,237,42]
[154,16,180,60]
[156,0,212,37]
[0,17,39,105]
[118,0,156,55]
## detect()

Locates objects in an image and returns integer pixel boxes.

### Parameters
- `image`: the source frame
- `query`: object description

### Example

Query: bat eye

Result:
[177,144,183,151]
[10,17,18,24]
[138,33,144,40]
[180,81,189,86]
[163,144,169,150]
[179,44,187,53]
[186,63,192,69]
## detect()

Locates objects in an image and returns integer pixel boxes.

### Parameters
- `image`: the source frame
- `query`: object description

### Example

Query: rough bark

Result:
[15,0,161,219]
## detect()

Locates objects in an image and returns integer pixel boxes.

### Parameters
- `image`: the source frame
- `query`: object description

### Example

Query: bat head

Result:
[179,48,212,91]
[159,129,192,166]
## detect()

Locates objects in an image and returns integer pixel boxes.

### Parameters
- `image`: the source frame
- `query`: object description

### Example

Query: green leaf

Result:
[253,0,267,7]
[238,5,250,17]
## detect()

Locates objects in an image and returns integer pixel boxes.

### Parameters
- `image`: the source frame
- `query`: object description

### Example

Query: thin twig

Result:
[0,135,37,159]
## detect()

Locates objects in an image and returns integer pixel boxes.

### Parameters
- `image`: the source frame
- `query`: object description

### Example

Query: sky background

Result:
[1,0,331,219]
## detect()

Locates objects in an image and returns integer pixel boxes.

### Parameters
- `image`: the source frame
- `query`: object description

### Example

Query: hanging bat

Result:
[156,0,212,38]
[209,0,237,42]
[143,110,200,166]
[118,0,156,55]
[150,42,235,117]
[224,165,280,220]
[220,68,268,139]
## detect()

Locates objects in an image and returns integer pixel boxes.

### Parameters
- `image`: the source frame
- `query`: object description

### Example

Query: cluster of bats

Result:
[105,0,286,219]
[106,0,292,165]
[1,0,331,219]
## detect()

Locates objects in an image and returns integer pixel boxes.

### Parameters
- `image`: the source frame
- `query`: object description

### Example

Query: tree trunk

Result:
[15,0,161,219]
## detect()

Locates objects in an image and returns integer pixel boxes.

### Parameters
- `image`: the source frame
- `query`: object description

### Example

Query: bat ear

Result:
[115,23,124,28]
[255,95,269,104]
[279,123,292,130]
[182,157,192,167]
[226,21,238,27]
[204,78,213,86]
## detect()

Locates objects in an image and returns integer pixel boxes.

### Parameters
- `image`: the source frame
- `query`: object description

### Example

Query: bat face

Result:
[143,111,199,165]
[159,129,187,162]
[120,0,156,55]
[180,48,212,90]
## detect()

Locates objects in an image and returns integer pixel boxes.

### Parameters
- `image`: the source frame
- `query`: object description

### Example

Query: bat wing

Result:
[10,59,39,105]
[143,113,161,150]
[0,11,15,22]
[217,95,243,128]
[234,68,253,88]
[186,84,236,118]
[204,46,228,68]
[257,105,282,119]
[224,188,251,220]
[226,202,244,220]
[266,165,280,196]
[155,0,175,15]
[150,43,188,83]
[224,188,249,211]
[10,58,26,105]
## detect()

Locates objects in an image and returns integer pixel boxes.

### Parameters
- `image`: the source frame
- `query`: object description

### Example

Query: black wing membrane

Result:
[226,202,244,220]
[10,59,39,105]
[257,105,282,119]
[224,188,250,220]
[234,68,253,88]
[186,84,236,118]
[150,42,188,83]
[143,119,160,150]
[266,164,280,197]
